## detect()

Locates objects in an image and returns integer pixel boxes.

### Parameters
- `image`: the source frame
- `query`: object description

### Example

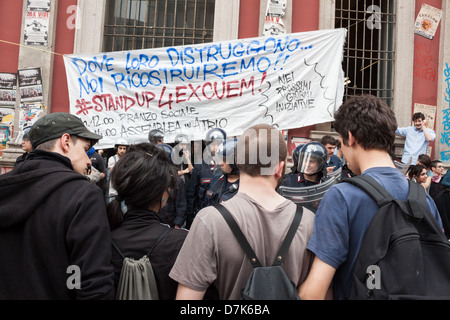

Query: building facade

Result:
[1,0,449,171]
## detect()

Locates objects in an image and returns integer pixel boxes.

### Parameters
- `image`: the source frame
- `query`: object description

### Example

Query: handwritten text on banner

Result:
[64,28,347,148]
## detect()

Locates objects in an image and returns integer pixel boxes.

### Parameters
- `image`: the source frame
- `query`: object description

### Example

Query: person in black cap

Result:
[0,112,115,299]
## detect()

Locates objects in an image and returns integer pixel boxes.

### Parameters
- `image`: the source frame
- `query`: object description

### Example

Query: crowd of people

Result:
[1,94,449,300]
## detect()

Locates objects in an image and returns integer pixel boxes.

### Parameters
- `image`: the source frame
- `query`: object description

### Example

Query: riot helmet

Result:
[173,133,191,163]
[157,143,174,165]
[215,138,239,175]
[175,134,190,145]
[205,128,226,146]
[148,129,164,144]
[291,143,305,173]
[297,142,327,176]
[204,128,226,159]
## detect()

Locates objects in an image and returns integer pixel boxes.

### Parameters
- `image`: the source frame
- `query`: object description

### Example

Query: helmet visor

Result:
[297,152,325,175]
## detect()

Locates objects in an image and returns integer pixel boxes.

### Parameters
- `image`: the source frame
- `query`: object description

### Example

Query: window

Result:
[104,0,215,52]
[335,0,396,107]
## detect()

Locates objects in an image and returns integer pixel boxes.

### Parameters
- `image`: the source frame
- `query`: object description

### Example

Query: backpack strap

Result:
[215,203,262,268]
[406,179,445,233]
[111,227,172,260]
[215,204,303,268]
[343,175,419,219]
[111,239,126,260]
[272,206,303,266]
[147,227,172,258]
[343,175,394,207]
[406,179,426,220]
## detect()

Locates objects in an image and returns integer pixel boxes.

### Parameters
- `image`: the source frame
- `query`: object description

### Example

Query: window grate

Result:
[335,0,396,107]
[104,0,215,52]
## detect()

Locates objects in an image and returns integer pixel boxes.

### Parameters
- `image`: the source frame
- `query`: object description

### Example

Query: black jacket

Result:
[90,151,108,193]
[434,189,450,239]
[0,150,115,300]
[110,209,188,300]
[186,160,216,215]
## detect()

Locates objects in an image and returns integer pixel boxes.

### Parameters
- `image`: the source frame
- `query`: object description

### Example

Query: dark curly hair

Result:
[412,112,425,122]
[334,95,397,153]
[407,164,426,182]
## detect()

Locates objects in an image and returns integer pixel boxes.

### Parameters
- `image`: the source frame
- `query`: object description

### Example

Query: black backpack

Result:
[344,175,450,300]
[215,204,302,300]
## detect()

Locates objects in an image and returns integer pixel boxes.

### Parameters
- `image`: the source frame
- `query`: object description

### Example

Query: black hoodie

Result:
[0,150,114,299]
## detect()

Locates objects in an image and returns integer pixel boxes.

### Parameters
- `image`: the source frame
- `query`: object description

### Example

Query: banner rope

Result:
[0,39,64,57]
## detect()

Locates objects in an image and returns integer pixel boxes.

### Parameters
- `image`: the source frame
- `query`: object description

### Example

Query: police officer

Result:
[173,133,193,184]
[185,128,226,229]
[204,138,239,207]
[280,141,328,188]
[278,142,331,213]
[148,129,165,145]
[157,143,188,229]
[278,143,304,186]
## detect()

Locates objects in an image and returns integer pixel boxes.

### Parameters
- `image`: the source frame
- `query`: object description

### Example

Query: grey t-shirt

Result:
[169,192,315,300]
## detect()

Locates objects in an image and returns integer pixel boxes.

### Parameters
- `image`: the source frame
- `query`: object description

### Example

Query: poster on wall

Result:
[64,28,347,149]
[26,0,51,12]
[0,107,15,125]
[414,4,442,40]
[0,107,14,152]
[0,73,17,106]
[24,10,50,46]
[414,103,436,131]
[263,0,287,36]
[19,103,44,129]
[18,68,43,102]
[0,125,10,152]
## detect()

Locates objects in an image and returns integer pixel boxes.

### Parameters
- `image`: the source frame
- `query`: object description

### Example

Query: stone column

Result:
[1,0,58,172]
[435,1,450,165]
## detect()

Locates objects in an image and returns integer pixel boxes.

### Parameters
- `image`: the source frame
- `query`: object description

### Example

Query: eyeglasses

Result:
[437,166,444,168]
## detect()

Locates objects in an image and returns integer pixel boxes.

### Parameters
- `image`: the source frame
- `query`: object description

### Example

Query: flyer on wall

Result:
[19,103,44,130]
[0,125,10,152]
[26,0,51,12]
[18,68,44,103]
[0,107,14,151]
[24,10,49,46]
[263,0,287,36]
[414,3,442,40]
[0,73,17,106]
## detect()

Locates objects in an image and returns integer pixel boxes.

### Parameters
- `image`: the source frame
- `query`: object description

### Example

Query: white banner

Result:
[64,28,347,149]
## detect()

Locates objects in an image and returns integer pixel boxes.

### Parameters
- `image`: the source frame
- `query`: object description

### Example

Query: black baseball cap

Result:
[29,112,102,149]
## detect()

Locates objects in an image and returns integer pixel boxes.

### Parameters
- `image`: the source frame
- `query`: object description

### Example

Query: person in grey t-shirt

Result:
[169,124,315,300]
